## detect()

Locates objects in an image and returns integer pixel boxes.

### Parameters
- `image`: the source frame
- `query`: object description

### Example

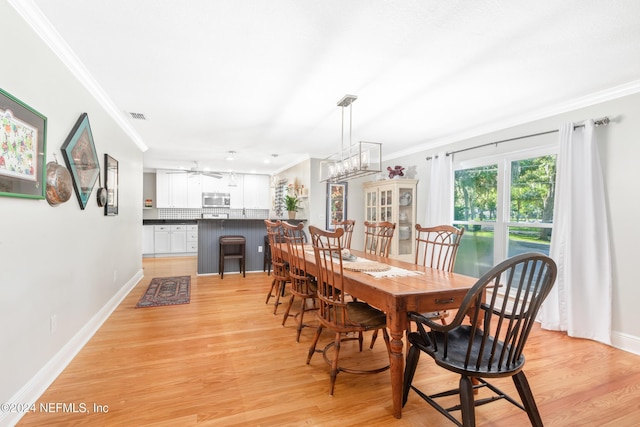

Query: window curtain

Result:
[425,152,453,226]
[539,120,612,345]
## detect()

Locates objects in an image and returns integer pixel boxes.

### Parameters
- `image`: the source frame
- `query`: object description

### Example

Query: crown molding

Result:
[387,79,640,161]
[8,0,148,152]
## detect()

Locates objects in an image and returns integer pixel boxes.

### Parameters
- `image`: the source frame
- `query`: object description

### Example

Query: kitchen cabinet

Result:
[186,224,198,253]
[153,224,189,254]
[156,171,188,208]
[363,179,417,261]
[243,174,270,209]
[142,225,155,254]
[187,174,202,208]
[153,225,171,253]
[169,225,187,253]
[157,171,203,208]
[158,171,270,210]
[227,175,244,209]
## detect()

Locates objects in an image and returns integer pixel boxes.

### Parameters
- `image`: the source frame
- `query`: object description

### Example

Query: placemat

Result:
[342,261,391,272]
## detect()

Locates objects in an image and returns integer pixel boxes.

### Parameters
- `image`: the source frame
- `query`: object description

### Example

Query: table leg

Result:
[388,313,405,418]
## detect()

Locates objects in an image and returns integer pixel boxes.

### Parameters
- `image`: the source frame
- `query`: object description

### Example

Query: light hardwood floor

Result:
[18,257,640,426]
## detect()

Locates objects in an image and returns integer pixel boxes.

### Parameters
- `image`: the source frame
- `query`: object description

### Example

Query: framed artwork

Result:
[61,113,100,210]
[0,88,47,199]
[104,154,118,216]
[326,181,347,230]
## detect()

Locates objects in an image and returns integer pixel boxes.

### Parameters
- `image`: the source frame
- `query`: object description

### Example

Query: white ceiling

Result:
[19,0,640,175]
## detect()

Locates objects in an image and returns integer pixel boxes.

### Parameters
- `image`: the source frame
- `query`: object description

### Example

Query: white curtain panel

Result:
[425,152,453,226]
[539,120,612,345]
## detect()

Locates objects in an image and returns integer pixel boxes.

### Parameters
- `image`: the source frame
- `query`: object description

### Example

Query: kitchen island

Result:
[197,218,306,275]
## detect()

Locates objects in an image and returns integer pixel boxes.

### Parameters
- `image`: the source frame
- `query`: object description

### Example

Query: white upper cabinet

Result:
[227,175,244,209]
[156,171,188,208]
[186,173,202,208]
[156,171,270,210]
[243,174,270,209]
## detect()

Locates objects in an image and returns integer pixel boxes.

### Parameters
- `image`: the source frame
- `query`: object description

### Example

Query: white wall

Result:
[0,0,144,412]
[386,92,640,352]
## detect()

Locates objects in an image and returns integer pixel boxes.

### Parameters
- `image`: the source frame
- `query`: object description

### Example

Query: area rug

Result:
[135,276,191,308]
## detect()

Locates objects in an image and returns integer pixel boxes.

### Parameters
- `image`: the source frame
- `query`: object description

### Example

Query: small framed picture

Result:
[326,181,347,230]
[105,154,118,216]
[61,113,100,210]
[0,88,47,199]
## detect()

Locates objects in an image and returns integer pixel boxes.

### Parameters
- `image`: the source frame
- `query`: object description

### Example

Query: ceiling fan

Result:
[167,161,223,179]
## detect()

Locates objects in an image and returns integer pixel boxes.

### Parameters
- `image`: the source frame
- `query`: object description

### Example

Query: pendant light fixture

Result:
[319,94,382,182]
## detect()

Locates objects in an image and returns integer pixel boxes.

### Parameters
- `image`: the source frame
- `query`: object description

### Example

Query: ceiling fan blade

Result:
[202,172,222,179]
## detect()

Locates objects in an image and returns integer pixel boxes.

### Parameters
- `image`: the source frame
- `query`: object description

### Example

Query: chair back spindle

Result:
[414,224,464,272]
[332,219,355,249]
[363,221,395,257]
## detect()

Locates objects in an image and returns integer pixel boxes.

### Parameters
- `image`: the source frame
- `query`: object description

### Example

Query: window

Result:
[453,149,556,277]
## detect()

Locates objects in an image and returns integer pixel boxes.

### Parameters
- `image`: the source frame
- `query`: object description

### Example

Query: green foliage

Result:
[453,155,556,228]
[284,194,300,211]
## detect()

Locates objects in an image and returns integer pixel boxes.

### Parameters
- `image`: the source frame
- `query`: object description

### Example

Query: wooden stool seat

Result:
[219,235,246,279]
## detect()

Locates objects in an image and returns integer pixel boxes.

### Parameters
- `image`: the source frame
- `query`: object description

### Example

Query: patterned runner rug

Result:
[135,276,191,308]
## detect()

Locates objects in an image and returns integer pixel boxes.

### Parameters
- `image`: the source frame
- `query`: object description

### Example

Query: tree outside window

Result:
[453,153,556,277]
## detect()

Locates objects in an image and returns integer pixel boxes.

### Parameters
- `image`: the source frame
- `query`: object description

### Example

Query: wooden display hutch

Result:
[363,179,417,261]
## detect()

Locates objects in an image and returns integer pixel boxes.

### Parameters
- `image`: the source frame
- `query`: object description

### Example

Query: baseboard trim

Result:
[1,269,144,427]
[611,330,640,356]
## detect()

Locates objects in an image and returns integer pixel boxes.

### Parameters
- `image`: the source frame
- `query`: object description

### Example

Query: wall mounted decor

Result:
[0,88,47,199]
[104,154,118,216]
[45,156,72,206]
[61,113,99,210]
[326,181,347,230]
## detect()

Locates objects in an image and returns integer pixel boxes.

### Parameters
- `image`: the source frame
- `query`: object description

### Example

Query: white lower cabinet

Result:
[169,225,187,253]
[187,224,198,253]
[153,225,171,253]
[142,225,155,254]
[152,224,194,254]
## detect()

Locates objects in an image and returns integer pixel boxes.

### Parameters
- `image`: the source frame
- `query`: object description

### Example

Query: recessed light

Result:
[225,151,236,161]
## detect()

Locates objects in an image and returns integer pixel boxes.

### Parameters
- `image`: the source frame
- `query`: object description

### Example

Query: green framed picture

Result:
[0,88,47,199]
[61,113,100,210]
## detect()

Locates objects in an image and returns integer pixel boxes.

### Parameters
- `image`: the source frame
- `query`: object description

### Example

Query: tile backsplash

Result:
[158,208,270,220]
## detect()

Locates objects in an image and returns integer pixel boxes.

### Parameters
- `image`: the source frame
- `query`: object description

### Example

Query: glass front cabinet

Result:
[363,179,417,261]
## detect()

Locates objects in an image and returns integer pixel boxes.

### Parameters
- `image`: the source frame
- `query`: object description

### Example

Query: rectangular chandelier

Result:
[319,140,382,182]
[319,94,382,183]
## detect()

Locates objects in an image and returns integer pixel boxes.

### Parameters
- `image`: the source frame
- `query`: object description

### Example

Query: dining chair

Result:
[307,225,391,396]
[363,221,396,257]
[413,224,465,323]
[362,220,395,348]
[264,219,289,314]
[331,219,355,249]
[281,221,318,341]
[403,252,557,427]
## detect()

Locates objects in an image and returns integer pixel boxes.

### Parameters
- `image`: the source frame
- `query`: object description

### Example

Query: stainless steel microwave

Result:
[202,192,230,208]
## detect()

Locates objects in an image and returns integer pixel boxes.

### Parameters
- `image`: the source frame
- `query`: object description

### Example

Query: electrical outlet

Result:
[50,315,57,334]
[258,245,263,253]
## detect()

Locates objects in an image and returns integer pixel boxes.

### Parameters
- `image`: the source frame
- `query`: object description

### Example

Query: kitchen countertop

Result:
[142,219,198,225]
[143,218,307,225]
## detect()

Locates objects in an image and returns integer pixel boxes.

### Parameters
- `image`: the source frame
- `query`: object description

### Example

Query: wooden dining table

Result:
[291,246,478,419]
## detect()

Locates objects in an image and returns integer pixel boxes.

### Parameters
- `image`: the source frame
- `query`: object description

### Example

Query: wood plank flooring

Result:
[18,257,640,426]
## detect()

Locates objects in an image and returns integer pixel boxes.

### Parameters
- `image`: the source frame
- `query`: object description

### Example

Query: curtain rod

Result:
[426,116,610,160]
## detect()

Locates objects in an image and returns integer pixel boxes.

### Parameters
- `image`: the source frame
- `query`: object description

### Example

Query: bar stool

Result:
[219,235,246,279]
